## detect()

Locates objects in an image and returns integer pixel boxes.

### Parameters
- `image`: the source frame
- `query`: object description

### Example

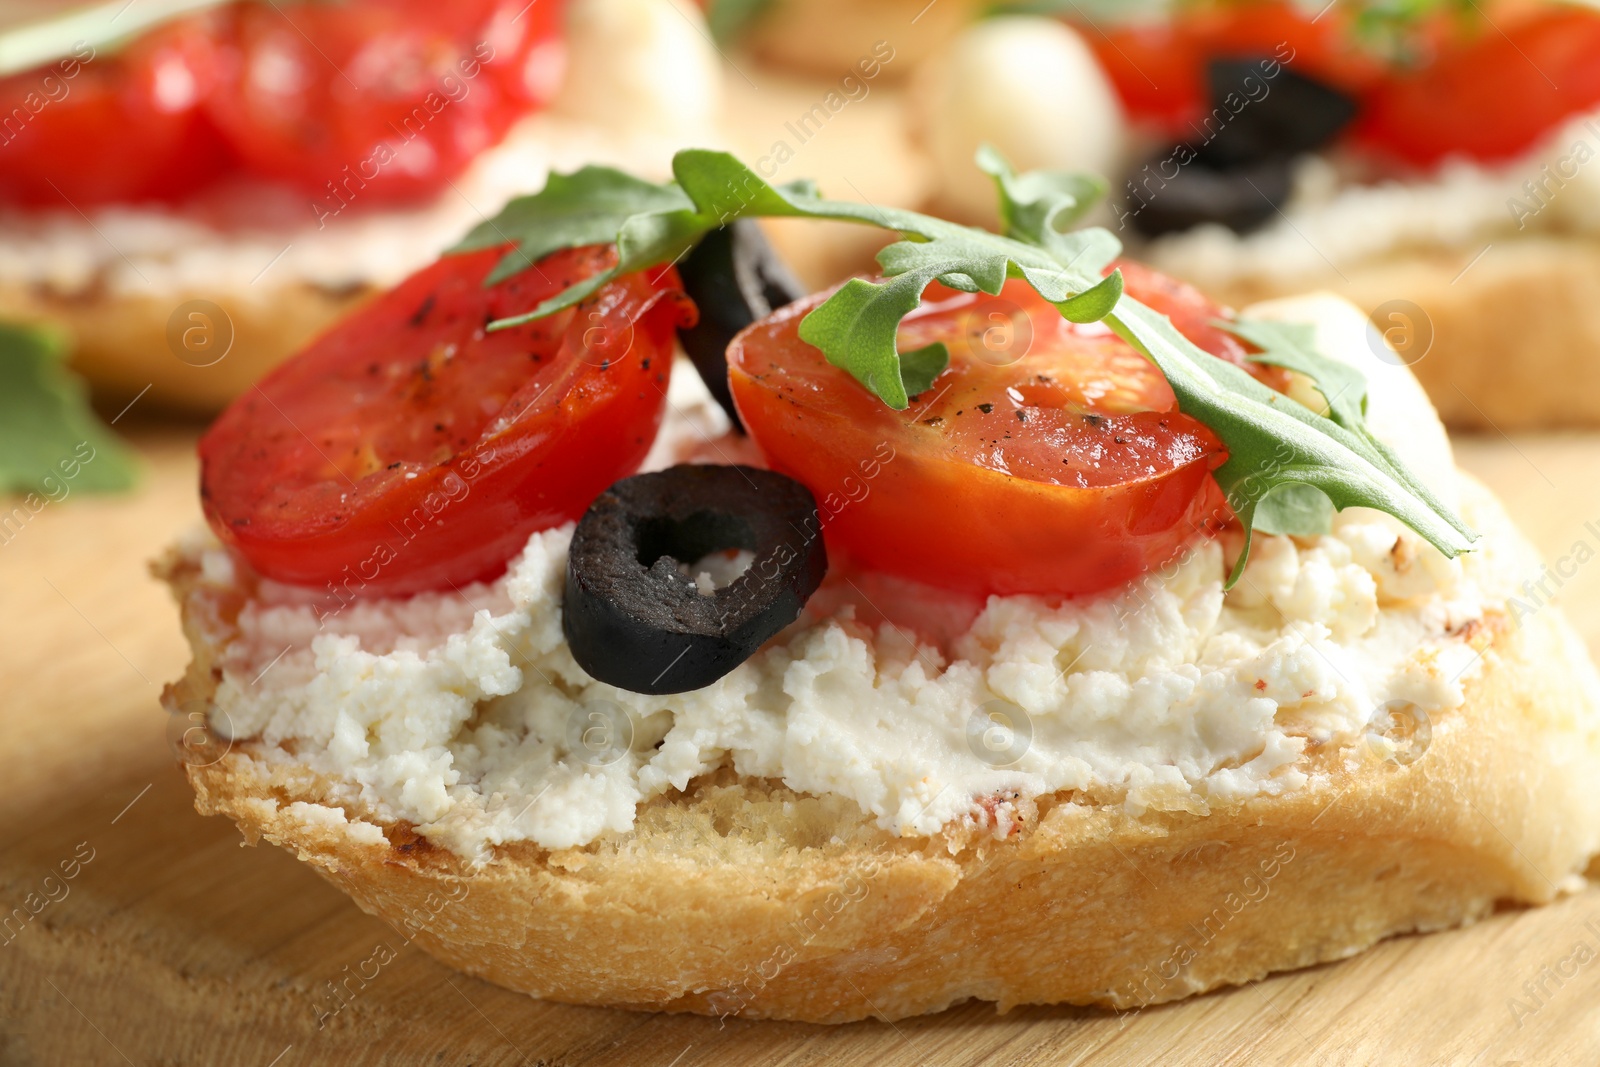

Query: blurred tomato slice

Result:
[204,0,565,206]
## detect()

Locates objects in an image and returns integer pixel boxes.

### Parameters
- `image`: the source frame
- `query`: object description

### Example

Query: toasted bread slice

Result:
[0,277,370,413]
[158,479,1600,1023]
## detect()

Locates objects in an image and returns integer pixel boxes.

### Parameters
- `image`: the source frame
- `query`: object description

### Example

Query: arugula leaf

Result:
[1219,317,1368,428]
[486,150,1119,408]
[0,322,136,495]
[449,165,695,286]
[1347,0,1481,64]
[898,343,950,399]
[797,270,949,409]
[975,143,1104,249]
[480,156,817,329]
[705,0,774,46]
[1103,300,1473,580]
[1215,314,1472,555]
[968,149,1474,573]
[1254,483,1336,537]
[462,147,1477,575]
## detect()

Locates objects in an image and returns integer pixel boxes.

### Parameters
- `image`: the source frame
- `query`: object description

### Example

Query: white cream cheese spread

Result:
[182,296,1525,859]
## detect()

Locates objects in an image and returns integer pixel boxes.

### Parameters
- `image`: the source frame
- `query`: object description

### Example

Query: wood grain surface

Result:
[2,424,1599,1066]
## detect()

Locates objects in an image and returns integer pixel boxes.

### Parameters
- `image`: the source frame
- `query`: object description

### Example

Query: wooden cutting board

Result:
[3,423,1599,1067]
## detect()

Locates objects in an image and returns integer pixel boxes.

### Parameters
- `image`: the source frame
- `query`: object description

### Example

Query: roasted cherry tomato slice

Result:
[1357,8,1600,165]
[0,18,230,206]
[204,0,561,205]
[200,245,693,596]
[728,270,1246,599]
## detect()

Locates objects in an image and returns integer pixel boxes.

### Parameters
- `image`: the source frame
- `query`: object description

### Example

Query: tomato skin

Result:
[1085,19,1203,134]
[0,0,564,208]
[201,245,693,597]
[0,19,231,206]
[728,272,1240,599]
[1086,3,1600,165]
[205,0,559,206]
[1357,9,1600,165]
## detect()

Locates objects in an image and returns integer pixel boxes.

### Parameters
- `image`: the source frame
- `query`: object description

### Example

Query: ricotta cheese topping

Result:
[1142,107,1600,287]
[185,297,1521,859]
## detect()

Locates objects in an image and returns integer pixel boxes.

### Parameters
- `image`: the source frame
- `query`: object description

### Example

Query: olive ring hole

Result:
[636,510,758,592]
[564,466,827,695]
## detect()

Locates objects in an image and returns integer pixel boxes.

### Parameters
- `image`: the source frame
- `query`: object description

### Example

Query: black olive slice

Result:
[1124,60,1356,237]
[676,220,805,431]
[563,464,826,695]
[1128,154,1292,238]
[1200,60,1359,168]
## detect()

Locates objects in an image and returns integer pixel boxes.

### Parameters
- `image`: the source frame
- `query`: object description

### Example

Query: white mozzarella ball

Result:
[910,16,1128,225]
[554,0,721,138]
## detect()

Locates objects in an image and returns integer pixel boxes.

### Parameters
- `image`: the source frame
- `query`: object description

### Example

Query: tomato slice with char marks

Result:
[201,245,692,597]
[728,265,1262,598]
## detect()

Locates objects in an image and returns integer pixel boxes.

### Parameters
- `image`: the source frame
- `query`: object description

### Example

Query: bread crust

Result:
[0,278,372,415]
[1194,234,1600,432]
[161,496,1600,1023]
